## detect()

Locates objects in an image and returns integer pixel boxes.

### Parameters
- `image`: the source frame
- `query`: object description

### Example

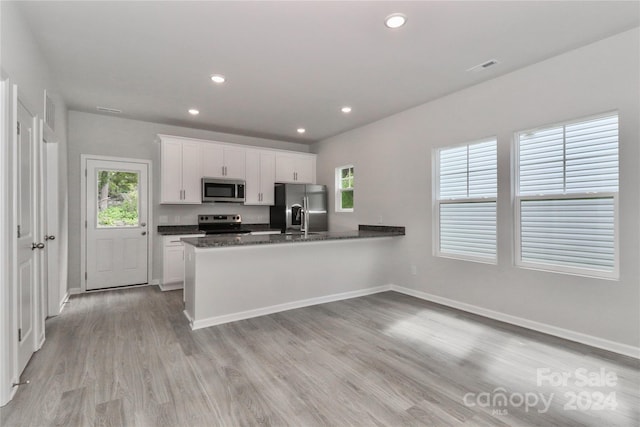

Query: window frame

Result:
[513,111,619,280]
[433,137,498,264]
[335,164,354,213]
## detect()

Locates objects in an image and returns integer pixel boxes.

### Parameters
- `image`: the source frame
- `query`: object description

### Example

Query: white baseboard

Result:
[58,291,70,315]
[390,285,640,360]
[37,334,45,351]
[150,279,160,286]
[190,285,393,330]
[158,282,183,292]
[68,287,82,295]
[1,383,18,408]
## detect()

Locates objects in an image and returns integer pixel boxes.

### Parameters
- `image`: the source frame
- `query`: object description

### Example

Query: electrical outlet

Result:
[411,265,417,275]
[378,215,383,224]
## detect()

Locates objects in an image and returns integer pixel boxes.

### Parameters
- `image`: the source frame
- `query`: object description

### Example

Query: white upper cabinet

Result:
[201,143,246,180]
[159,134,316,204]
[160,136,202,204]
[275,153,315,184]
[245,150,276,205]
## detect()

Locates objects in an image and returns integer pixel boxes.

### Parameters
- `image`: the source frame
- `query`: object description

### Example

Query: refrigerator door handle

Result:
[301,196,307,232]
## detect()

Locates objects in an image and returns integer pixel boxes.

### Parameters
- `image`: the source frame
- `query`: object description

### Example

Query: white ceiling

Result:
[16,1,640,143]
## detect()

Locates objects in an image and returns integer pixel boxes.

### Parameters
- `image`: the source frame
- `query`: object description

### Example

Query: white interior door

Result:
[85,159,149,290]
[44,143,61,315]
[16,100,38,374]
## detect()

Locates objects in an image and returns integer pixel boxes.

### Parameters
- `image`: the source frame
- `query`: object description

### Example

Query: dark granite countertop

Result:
[157,224,278,236]
[181,225,405,248]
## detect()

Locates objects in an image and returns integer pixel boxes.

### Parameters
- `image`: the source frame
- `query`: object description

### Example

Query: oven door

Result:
[202,179,245,202]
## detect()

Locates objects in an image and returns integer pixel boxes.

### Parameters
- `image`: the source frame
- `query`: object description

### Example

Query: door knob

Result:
[32,243,45,250]
[45,235,55,241]
[140,222,146,227]
[141,231,147,236]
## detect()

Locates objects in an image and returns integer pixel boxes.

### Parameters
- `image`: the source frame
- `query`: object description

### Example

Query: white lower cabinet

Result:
[162,234,204,290]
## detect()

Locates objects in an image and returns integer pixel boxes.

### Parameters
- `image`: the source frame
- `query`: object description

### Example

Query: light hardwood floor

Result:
[1,287,638,426]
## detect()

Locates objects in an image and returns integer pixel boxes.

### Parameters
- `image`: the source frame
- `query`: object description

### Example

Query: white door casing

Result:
[83,157,150,290]
[16,99,39,375]
[0,78,13,405]
[45,143,61,315]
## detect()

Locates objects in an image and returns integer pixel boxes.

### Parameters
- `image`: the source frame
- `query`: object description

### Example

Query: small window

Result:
[515,112,619,278]
[336,165,354,212]
[435,139,497,262]
[96,170,140,227]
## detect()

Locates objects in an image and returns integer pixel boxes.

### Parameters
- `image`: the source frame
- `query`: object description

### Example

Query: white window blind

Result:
[516,113,618,277]
[436,139,497,262]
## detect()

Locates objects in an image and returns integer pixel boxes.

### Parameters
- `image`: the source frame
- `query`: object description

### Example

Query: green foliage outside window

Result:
[341,190,354,209]
[97,171,139,227]
[339,166,354,210]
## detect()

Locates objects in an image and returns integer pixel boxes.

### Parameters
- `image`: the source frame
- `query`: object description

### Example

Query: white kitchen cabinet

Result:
[245,150,276,205]
[275,153,315,184]
[160,137,202,204]
[162,234,204,291]
[201,143,246,180]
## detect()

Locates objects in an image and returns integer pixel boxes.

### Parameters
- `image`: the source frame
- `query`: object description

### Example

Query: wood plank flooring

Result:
[1,287,638,426]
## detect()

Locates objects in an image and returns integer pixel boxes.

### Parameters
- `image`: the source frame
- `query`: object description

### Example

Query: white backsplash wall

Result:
[158,204,270,225]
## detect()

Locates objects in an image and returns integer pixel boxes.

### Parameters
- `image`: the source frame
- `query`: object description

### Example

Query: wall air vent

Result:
[96,106,122,114]
[467,59,500,73]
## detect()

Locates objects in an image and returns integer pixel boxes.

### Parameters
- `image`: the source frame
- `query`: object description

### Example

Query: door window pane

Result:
[97,170,139,227]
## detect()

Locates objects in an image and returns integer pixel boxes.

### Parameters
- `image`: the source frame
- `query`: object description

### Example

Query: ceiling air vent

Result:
[96,106,122,114]
[467,59,500,73]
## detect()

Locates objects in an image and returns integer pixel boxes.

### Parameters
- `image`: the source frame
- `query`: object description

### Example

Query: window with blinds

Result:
[436,139,497,262]
[515,112,618,278]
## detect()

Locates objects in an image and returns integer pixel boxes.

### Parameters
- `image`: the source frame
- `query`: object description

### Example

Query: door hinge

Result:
[85,272,88,280]
[85,169,87,177]
[18,328,21,342]
[17,122,20,135]
[17,225,21,238]
[85,220,87,228]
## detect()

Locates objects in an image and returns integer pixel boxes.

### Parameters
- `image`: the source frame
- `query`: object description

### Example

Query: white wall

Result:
[67,111,311,290]
[313,28,640,351]
[0,1,69,405]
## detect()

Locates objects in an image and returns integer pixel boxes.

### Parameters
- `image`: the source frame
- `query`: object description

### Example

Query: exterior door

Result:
[85,159,149,290]
[16,100,38,374]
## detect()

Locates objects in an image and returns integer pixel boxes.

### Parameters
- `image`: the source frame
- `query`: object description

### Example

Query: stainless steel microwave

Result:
[202,178,245,203]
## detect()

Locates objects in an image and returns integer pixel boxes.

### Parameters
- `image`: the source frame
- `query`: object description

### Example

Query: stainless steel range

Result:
[198,214,248,235]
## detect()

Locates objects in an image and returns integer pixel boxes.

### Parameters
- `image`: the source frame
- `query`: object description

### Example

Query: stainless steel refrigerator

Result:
[270,184,328,232]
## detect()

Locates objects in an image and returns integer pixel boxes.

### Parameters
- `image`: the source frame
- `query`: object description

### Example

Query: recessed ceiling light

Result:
[188,109,199,115]
[210,74,226,84]
[297,128,306,134]
[341,106,352,114]
[385,13,407,29]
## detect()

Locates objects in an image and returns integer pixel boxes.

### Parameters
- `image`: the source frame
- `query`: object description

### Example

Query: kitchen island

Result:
[182,225,404,330]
